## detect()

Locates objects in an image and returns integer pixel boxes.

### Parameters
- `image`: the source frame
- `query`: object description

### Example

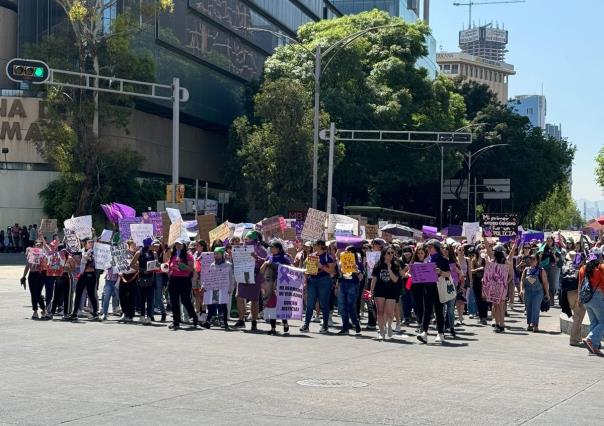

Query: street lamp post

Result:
[240,24,405,210]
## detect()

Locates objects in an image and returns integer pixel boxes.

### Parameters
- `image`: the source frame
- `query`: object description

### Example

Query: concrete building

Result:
[508,95,547,129]
[437,23,515,103]
[545,123,562,140]
[332,0,438,78]
[1,0,344,226]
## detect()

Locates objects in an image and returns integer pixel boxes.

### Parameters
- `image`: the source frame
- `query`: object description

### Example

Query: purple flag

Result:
[101,204,116,224]
[111,203,136,219]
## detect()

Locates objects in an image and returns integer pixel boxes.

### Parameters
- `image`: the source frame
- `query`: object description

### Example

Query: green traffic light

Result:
[33,67,45,78]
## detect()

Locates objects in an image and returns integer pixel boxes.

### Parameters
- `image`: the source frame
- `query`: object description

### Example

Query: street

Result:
[1,263,602,426]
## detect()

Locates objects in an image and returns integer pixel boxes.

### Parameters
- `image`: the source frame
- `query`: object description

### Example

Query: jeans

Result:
[42,276,55,310]
[467,286,478,316]
[444,298,456,330]
[154,274,166,314]
[545,265,560,303]
[102,280,119,316]
[584,290,604,349]
[338,281,360,331]
[524,282,544,326]
[28,271,45,311]
[305,275,332,328]
[168,276,197,327]
[72,272,98,316]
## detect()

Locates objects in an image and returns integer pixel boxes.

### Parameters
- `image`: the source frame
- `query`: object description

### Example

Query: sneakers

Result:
[168,323,180,330]
[299,324,309,333]
[102,315,108,321]
[395,323,401,333]
[387,324,393,338]
[91,314,100,321]
[268,329,278,336]
[234,320,245,328]
[417,332,428,344]
[283,324,290,335]
[201,321,211,329]
[160,313,166,323]
[41,309,49,319]
[376,332,384,341]
[31,311,39,319]
[328,317,334,327]
[336,329,349,336]
[435,333,444,343]
[319,326,329,334]
[139,315,146,323]
[479,318,487,325]
[251,321,258,331]
[355,324,362,335]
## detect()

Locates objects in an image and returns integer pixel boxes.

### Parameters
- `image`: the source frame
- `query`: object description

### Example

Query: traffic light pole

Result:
[6,59,189,204]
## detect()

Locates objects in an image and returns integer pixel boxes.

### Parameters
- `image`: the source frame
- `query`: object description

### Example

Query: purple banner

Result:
[118,217,142,240]
[142,212,163,237]
[294,220,305,238]
[447,224,462,237]
[521,232,544,243]
[410,262,438,283]
[276,265,305,320]
[335,236,363,250]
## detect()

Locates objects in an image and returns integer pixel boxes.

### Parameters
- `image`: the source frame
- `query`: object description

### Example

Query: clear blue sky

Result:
[429,0,603,202]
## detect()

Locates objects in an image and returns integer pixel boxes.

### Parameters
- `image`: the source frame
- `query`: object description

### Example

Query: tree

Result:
[596,146,604,190]
[27,1,172,218]
[526,183,584,230]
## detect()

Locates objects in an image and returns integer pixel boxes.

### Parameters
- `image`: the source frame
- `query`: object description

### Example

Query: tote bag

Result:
[437,276,456,303]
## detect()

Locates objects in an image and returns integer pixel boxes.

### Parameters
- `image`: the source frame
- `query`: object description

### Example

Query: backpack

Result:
[560,263,579,291]
[579,275,594,304]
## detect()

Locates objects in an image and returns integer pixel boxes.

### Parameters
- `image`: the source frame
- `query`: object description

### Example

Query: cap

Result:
[214,246,226,255]
[493,244,505,253]
[151,239,161,246]
[269,240,283,251]
[313,239,327,248]
[426,239,441,250]
[245,230,260,241]
[371,238,386,248]
[175,238,188,245]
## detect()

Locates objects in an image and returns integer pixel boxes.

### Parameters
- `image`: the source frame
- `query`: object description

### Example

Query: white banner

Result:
[231,245,256,284]
[93,242,113,270]
[64,215,92,240]
[130,223,154,247]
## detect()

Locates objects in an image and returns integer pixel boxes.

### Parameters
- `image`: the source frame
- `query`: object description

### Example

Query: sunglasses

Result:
[386,251,395,255]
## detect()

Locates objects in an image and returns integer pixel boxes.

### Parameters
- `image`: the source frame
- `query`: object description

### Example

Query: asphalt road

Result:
[1,263,602,426]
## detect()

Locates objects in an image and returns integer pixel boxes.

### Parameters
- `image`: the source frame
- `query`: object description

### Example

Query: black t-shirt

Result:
[372,263,401,285]
[429,252,450,274]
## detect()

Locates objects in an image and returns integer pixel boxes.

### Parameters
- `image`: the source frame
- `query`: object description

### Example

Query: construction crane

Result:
[453,1,526,27]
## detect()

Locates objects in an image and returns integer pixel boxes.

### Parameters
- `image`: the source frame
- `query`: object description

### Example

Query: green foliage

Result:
[596,146,604,190]
[525,183,584,230]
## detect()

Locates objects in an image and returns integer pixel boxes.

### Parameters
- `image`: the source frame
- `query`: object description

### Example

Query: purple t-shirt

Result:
[314,252,334,279]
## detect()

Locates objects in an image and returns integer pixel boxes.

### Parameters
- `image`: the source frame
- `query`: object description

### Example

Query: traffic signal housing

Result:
[6,58,50,84]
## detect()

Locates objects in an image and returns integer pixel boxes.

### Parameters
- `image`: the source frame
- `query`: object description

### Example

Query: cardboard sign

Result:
[130,223,154,247]
[118,217,142,240]
[340,252,357,275]
[111,245,132,274]
[276,265,305,320]
[208,222,231,244]
[166,207,182,224]
[462,222,480,244]
[202,265,232,305]
[366,251,380,275]
[231,245,255,284]
[410,262,438,283]
[481,213,518,238]
[64,229,81,253]
[306,255,319,275]
[282,228,296,241]
[99,229,113,243]
[301,208,328,241]
[168,221,188,247]
[197,214,217,243]
[39,219,57,235]
[261,216,283,238]
[334,222,355,237]
[93,242,113,270]
[199,252,215,283]
[328,214,359,237]
[64,215,92,240]
[365,224,379,240]
[482,262,509,304]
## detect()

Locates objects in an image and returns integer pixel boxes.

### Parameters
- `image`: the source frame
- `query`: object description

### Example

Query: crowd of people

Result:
[1,223,40,253]
[19,226,604,356]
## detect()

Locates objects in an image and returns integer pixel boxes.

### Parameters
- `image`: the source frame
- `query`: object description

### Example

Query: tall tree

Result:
[525,183,584,230]
[595,146,604,190]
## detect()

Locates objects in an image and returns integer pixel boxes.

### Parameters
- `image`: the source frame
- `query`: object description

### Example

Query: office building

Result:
[545,123,562,140]
[508,95,546,129]
[437,23,515,103]
[332,0,437,78]
[1,0,343,226]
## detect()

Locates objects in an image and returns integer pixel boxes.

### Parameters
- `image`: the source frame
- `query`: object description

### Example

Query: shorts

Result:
[373,281,402,300]
[237,282,261,300]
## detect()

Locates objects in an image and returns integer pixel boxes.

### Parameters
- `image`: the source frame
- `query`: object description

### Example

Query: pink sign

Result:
[483,262,509,304]
[410,262,438,283]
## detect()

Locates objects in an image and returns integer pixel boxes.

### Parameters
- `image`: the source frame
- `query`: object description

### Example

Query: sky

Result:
[429,0,604,202]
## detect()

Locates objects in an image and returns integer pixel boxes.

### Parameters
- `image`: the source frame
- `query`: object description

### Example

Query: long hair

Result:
[446,244,458,265]
[374,246,401,275]
[412,243,427,263]
[586,258,603,280]
[171,244,188,263]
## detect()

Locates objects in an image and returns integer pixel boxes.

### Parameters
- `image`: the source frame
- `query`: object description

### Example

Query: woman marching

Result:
[519,253,550,333]
[370,245,405,340]
[165,238,197,330]
[69,239,100,321]
[577,248,604,355]
[234,230,266,332]
[118,240,140,323]
[137,238,158,324]
[485,241,517,333]
[260,240,292,335]
[21,240,50,319]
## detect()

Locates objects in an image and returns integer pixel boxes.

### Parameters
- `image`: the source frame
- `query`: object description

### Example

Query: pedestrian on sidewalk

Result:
[578,248,604,356]
[520,254,550,333]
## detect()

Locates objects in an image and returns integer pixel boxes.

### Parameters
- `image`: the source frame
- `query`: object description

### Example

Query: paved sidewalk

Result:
[1,264,602,425]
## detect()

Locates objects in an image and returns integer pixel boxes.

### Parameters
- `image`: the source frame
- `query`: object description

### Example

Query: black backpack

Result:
[560,262,578,291]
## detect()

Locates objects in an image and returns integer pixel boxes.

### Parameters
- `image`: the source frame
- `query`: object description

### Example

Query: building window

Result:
[489,70,493,81]
[102,0,117,34]
[451,64,459,74]
[527,108,533,115]
[479,68,483,79]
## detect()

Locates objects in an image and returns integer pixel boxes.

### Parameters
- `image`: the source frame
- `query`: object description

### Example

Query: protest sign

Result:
[130,223,154,247]
[462,222,480,244]
[328,214,359,236]
[334,222,355,237]
[301,208,328,241]
[64,229,80,253]
[146,260,160,272]
[340,252,357,275]
[288,210,307,221]
[26,247,43,265]
[231,245,255,284]
[335,236,363,250]
[93,242,113,270]
[118,217,142,240]
[283,227,296,241]
[196,214,216,243]
[276,265,305,320]
[482,262,509,304]
[366,251,380,275]
[521,232,544,243]
[208,222,231,244]
[99,229,113,243]
[481,213,518,238]
[111,245,132,274]
[39,219,57,235]
[447,224,463,237]
[168,221,188,247]
[560,230,582,243]
[306,255,319,275]
[422,225,438,240]
[64,215,92,240]
[449,263,460,284]
[365,224,379,240]
[294,221,304,237]
[142,212,163,237]
[202,266,232,305]
[166,207,182,224]
[199,252,215,283]
[410,262,438,283]
[261,216,283,238]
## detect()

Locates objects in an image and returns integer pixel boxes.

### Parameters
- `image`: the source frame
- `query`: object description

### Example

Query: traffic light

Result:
[6,58,50,84]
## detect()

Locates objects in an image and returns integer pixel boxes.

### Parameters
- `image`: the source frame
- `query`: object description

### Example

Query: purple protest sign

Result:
[447,224,462,237]
[118,217,142,240]
[142,212,163,237]
[521,232,544,243]
[335,236,363,250]
[276,265,305,320]
[422,225,440,240]
[294,220,305,238]
[410,262,438,283]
